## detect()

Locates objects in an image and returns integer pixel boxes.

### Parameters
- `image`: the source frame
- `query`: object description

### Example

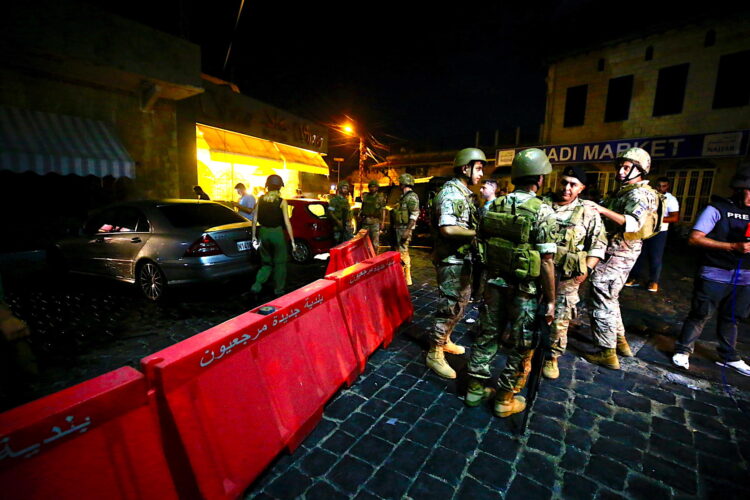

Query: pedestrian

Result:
[392,174,420,285]
[359,179,387,253]
[479,178,498,216]
[193,185,210,200]
[233,183,256,222]
[672,167,750,376]
[426,148,485,379]
[328,181,353,244]
[250,175,296,297]
[542,165,607,379]
[584,148,659,369]
[465,148,558,417]
[625,176,680,292]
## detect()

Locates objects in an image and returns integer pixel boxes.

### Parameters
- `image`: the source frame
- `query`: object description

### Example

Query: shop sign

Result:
[497,130,749,164]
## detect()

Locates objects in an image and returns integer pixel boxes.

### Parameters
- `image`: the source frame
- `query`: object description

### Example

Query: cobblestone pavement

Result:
[246,247,750,499]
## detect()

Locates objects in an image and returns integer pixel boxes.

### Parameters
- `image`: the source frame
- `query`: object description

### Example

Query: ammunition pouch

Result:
[482,210,531,243]
[555,247,588,277]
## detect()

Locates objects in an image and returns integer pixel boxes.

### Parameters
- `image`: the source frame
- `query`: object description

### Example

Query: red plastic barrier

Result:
[325,229,376,275]
[141,279,357,500]
[0,367,178,500]
[325,251,413,366]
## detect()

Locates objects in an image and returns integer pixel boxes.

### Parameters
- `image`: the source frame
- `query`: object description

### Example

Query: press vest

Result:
[702,196,750,271]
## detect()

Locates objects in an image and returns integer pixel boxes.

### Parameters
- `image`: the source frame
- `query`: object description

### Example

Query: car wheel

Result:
[137,260,167,301]
[290,239,312,264]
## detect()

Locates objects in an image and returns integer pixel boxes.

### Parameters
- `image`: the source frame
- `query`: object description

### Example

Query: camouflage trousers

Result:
[361,217,381,251]
[589,252,640,349]
[429,260,473,346]
[468,283,538,393]
[550,278,582,358]
[334,224,354,244]
[393,225,412,273]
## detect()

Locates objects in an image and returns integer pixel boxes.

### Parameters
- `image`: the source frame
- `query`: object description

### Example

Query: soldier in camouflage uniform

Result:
[542,165,607,379]
[584,148,659,369]
[328,181,353,244]
[466,148,558,418]
[392,174,420,285]
[359,179,386,252]
[426,148,485,379]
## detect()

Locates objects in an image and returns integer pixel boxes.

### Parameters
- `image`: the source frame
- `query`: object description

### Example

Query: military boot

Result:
[493,391,526,418]
[542,358,559,379]
[426,345,456,379]
[616,336,634,357]
[443,337,466,355]
[582,348,620,370]
[465,377,495,407]
[404,265,413,286]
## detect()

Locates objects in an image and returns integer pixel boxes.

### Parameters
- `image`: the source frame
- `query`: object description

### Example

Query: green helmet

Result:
[399,173,415,186]
[453,148,487,168]
[511,148,552,179]
[368,179,380,188]
[616,147,651,174]
[337,181,350,190]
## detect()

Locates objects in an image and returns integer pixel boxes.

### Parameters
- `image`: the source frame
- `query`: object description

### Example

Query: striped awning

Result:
[0,106,135,178]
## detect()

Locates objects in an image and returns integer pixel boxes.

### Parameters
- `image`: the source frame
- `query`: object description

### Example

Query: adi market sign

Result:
[496,130,750,165]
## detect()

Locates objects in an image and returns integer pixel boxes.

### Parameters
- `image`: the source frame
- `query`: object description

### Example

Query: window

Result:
[666,168,714,223]
[158,204,245,228]
[653,63,689,116]
[604,75,634,122]
[712,50,750,109]
[563,84,588,127]
[307,203,327,218]
[645,46,654,61]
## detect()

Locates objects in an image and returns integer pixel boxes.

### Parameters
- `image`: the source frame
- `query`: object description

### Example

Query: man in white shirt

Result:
[625,177,680,292]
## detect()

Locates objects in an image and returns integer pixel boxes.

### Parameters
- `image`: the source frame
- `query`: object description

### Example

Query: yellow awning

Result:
[197,123,328,175]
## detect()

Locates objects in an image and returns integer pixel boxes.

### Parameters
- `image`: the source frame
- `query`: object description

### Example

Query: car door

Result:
[99,207,150,280]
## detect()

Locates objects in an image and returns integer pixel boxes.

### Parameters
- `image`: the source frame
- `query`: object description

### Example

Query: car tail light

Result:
[185,234,223,257]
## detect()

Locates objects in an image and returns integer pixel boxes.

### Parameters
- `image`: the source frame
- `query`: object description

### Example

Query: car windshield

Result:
[158,204,246,228]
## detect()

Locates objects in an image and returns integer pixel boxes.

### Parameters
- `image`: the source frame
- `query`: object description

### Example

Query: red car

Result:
[285,198,336,263]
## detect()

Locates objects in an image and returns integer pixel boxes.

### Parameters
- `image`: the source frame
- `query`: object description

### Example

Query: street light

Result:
[336,120,366,198]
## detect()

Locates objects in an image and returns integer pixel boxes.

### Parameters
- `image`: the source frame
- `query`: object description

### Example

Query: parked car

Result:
[285,198,336,263]
[49,199,257,301]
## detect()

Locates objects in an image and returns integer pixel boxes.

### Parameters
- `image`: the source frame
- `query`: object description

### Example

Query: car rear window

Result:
[158,204,246,228]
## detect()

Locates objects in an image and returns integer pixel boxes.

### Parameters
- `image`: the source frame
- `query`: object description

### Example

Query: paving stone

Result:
[370,417,411,444]
[570,408,598,428]
[574,369,596,382]
[533,399,568,419]
[385,400,425,422]
[457,405,495,430]
[642,453,697,495]
[694,433,743,462]
[649,433,697,470]
[660,382,695,398]
[652,416,694,446]
[422,401,458,426]
[625,473,672,500]
[406,418,446,446]
[354,374,389,398]
[516,450,557,490]
[364,467,411,499]
[613,410,650,433]
[390,373,419,390]
[384,439,431,476]
[538,384,570,402]
[612,392,652,413]
[701,477,749,500]
[564,425,593,451]
[339,412,376,435]
[598,420,647,449]
[423,446,468,486]
[506,475,552,500]
[359,397,390,418]
[407,473,455,499]
[680,397,720,416]
[596,489,628,500]
[527,432,563,456]
[718,406,750,433]
[688,413,732,440]
[575,381,613,401]
[299,448,338,476]
[326,455,375,494]
[697,453,750,488]
[456,477,502,499]
[528,414,565,440]
[302,418,337,446]
[374,386,407,404]
[265,467,313,499]
[401,388,436,408]
[349,434,394,466]
[575,395,614,417]
[479,429,521,460]
[466,452,513,491]
[304,481,349,500]
[321,429,357,454]
[440,423,480,455]
[560,445,588,473]
[632,383,677,405]
[563,472,599,498]
[693,390,741,409]
[591,437,643,469]
[585,455,628,491]
[659,405,686,424]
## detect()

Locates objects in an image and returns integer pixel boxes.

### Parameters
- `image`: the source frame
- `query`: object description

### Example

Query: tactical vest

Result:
[482,195,542,280]
[393,191,419,225]
[606,184,664,241]
[361,192,382,218]
[702,196,750,271]
[553,203,588,278]
[431,181,478,262]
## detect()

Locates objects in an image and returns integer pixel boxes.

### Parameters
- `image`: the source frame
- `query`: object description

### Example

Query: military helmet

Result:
[399,173,415,186]
[265,174,284,189]
[368,179,380,188]
[511,148,552,179]
[453,148,487,168]
[337,180,350,190]
[616,147,651,174]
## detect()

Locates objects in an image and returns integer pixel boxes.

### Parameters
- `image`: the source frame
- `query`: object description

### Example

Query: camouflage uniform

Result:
[393,190,420,282]
[328,194,353,243]
[589,182,658,349]
[360,191,386,250]
[546,198,607,358]
[430,178,476,346]
[467,190,558,393]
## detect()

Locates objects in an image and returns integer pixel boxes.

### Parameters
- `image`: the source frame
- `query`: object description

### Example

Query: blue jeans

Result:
[675,277,750,362]
[630,231,668,283]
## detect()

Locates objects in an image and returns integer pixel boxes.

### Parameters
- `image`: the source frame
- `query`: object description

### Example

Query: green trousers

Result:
[251,226,288,296]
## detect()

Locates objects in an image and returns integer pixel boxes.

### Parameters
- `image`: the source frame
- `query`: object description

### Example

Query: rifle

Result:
[519,298,552,434]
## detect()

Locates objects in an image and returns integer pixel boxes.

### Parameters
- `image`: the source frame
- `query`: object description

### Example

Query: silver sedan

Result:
[51,199,256,300]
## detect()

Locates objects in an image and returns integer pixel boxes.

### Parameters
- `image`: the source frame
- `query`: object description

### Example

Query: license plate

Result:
[237,240,252,252]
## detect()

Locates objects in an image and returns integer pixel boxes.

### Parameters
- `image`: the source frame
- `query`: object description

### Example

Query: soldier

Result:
[359,179,386,252]
[328,181,353,244]
[392,174,420,285]
[465,148,557,417]
[542,165,607,379]
[584,148,659,369]
[426,148,485,378]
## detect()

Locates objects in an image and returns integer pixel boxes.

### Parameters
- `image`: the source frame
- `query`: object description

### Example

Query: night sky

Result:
[88,0,747,163]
